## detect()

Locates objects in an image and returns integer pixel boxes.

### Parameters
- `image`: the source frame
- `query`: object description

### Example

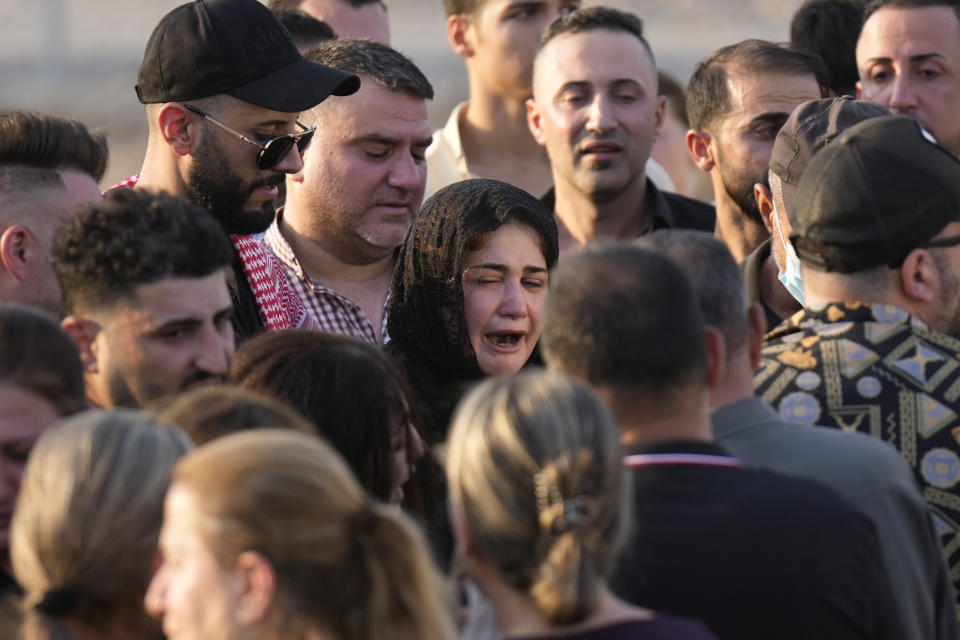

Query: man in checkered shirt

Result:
[262,38,433,344]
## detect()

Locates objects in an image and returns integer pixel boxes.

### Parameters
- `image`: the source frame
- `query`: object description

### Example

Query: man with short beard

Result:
[526,8,714,258]
[686,40,825,261]
[128,0,358,342]
[265,39,433,344]
[753,115,960,605]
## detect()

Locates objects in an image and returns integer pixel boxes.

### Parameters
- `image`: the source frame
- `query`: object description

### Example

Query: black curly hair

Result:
[52,188,234,314]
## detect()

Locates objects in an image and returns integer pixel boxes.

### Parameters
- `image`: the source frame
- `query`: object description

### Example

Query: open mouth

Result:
[485,332,524,350]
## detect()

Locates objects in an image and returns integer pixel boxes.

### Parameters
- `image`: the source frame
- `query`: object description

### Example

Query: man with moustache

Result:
[264,39,433,344]
[526,7,714,257]
[685,40,826,261]
[128,0,359,342]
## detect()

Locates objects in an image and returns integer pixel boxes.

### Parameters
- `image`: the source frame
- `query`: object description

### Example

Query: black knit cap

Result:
[135,0,359,112]
[770,96,889,188]
[792,115,960,273]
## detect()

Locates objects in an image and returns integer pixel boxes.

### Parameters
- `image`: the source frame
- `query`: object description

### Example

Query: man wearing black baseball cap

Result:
[754,114,960,607]
[126,0,359,342]
[745,96,888,329]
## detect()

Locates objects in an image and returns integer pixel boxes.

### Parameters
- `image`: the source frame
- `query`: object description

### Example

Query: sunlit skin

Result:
[445,0,581,197]
[0,387,60,564]
[145,486,243,640]
[76,272,235,409]
[299,0,390,43]
[527,29,664,252]
[462,0,582,101]
[700,70,821,261]
[857,5,960,154]
[462,223,549,375]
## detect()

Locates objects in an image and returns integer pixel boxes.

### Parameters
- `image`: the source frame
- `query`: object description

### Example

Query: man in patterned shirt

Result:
[754,114,960,605]
[263,39,433,344]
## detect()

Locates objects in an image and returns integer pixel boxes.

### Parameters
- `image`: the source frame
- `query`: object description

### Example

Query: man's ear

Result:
[0,225,32,282]
[157,103,196,157]
[754,184,775,234]
[653,95,667,141]
[685,129,715,172]
[703,326,727,393]
[447,14,474,58]
[746,302,768,370]
[61,315,101,373]
[899,248,940,304]
[232,551,276,626]
[855,80,863,99]
[526,98,548,147]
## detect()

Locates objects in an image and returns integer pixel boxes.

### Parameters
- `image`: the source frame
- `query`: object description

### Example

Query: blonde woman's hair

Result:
[172,429,456,640]
[11,408,192,640]
[447,370,631,625]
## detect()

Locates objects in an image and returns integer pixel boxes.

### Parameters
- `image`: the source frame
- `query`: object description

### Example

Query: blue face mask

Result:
[773,210,805,306]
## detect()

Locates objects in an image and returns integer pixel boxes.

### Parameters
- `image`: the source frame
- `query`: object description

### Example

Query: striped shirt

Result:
[262,217,390,345]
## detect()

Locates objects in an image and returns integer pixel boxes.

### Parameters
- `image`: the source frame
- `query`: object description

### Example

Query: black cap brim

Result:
[227,57,360,113]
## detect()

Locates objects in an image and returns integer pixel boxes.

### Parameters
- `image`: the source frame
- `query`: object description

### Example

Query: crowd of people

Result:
[2,0,960,637]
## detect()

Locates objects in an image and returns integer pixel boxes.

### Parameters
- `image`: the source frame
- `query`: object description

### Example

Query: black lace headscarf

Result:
[386,178,559,442]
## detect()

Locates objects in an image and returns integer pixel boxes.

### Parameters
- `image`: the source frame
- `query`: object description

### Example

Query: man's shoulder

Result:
[634,456,868,520]
[717,408,914,492]
[661,191,716,232]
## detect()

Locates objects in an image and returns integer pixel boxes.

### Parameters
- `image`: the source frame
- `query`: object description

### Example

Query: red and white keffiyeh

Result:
[109,175,314,331]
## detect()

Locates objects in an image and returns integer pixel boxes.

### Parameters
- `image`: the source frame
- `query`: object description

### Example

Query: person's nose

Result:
[272,136,306,174]
[196,323,233,377]
[585,93,617,135]
[143,566,167,620]
[386,151,425,194]
[497,280,529,319]
[887,74,918,115]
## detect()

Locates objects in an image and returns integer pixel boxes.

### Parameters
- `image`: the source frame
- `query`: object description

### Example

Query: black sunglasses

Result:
[923,234,960,250]
[182,104,315,170]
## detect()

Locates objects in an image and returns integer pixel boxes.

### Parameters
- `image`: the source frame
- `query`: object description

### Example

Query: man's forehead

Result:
[119,273,230,323]
[311,79,429,128]
[721,69,821,121]
[535,29,654,90]
[858,5,960,60]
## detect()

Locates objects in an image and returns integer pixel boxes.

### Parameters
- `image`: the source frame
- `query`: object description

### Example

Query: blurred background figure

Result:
[269,0,390,42]
[0,303,87,613]
[651,71,712,201]
[0,110,106,316]
[273,9,336,52]
[229,330,425,505]
[11,409,191,640]
[447,370,718,639]
[145,429,455,640]
[428,0,582,200]
[790,0,866,97]
[154,384,316,445]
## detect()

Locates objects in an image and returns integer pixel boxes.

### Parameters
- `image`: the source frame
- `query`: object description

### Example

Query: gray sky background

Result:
[0,0,805,186]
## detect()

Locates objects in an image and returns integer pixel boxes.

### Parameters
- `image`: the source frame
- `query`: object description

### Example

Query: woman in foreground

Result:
[11,409,191,640]
[145,429,455,640]
[446,371,717,639]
